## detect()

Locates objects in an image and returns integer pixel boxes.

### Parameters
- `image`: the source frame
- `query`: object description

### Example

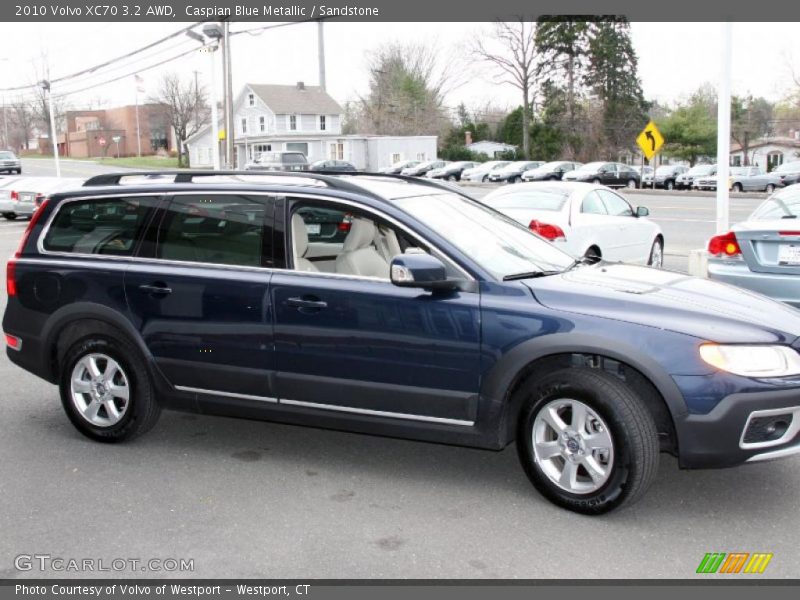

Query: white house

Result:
[730,135,800,171]
[185,82,437,170]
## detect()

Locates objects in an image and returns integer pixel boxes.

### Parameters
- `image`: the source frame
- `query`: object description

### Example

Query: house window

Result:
[259,116,265,132]
[289,115,297,131]
[241,118,247,134]
[391,153,401,164]
[248,93,255,107]
[319,115,327,131]
[731,155,741,166]
[330,142,344,160]
[767,151,784,172]
[416,152,426,161]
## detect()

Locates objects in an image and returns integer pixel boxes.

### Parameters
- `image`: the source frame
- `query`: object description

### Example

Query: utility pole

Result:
[715,22,732,234]
[39,80,60,177]
[317,21,326,91]
[1,94,8,150]
[222,20,234,168]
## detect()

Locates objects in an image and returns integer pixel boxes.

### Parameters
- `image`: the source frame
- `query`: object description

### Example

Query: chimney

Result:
[297,81,305,91]
[465,130,473,146]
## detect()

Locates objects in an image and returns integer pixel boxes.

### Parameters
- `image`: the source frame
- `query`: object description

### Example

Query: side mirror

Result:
[636,206,649,217]
[390,253,455,291]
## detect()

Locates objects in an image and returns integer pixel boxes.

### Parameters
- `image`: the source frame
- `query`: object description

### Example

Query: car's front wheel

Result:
[516,368,659,514]
[3,213,17,220]
[766,184,776,193]
[665,180,674,190]
[627,179,638,189]
[59,335,161,442]
[732,183,743,193]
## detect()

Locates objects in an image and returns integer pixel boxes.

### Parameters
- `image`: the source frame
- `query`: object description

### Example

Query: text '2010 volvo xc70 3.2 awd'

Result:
[4,171,800,514]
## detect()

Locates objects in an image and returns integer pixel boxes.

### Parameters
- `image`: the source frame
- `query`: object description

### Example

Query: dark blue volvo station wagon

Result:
[4,171,800,514]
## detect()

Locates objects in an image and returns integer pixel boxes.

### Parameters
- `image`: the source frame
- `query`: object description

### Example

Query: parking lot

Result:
[1,162,799,579]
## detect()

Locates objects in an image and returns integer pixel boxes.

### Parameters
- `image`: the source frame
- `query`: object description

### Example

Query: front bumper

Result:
[674,383,800,468]
[708,259,800,307]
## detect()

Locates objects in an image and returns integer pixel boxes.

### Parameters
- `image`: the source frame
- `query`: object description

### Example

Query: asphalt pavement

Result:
[1,161,797,579]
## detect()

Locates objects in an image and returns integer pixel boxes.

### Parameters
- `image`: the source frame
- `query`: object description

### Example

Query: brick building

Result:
[57,104,174,158]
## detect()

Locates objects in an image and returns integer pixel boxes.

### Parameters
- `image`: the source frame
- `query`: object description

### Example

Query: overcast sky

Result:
[1,21,798,114]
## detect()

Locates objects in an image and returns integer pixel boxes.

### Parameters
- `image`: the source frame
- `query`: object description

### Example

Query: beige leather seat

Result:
[335,218,389,278]
[374,223,402,263]
[292,213,319,272]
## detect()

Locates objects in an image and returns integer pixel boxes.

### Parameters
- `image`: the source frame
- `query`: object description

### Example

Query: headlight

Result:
[699,344,800,377]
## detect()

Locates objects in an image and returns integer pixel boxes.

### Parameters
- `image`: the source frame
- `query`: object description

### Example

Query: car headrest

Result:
[343,218,376,251]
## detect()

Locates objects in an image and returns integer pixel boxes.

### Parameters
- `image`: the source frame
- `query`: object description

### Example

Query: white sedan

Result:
[481,181,664,266]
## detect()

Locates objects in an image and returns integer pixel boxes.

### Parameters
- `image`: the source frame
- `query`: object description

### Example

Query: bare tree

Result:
[472,19,539,158]
[149,72,209,166]
[345,41,462,138]
[8,98,36,151]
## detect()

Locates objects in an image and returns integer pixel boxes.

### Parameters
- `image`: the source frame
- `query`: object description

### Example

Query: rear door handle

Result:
[286,296,327,310]
[139,283,173,296]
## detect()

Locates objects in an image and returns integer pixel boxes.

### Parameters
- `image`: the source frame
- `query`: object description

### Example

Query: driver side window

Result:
[289,201,425,280]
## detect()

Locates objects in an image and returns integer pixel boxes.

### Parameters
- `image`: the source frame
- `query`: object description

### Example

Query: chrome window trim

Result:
[174,385,277,403]
[35,190,476,284]
[280,398,474,427]
[739,405,800,450]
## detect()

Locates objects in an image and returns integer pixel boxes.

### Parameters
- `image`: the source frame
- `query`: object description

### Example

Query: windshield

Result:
[750,188,800,220]
[483,187,570,212]
[394,193,574,279]
[775,161,800,174]
[688,165,714,176]
[579,162,605,171]
[0,152,16,160]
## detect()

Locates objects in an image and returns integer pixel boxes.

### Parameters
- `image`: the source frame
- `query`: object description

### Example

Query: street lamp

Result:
[185,29,221,170]
[39,79,61,178]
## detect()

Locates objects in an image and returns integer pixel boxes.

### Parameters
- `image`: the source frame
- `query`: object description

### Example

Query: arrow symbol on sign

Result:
[645,130,656,152]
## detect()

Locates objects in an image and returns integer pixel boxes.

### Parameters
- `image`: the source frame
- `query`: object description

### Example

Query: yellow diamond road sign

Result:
[636,120,664,161]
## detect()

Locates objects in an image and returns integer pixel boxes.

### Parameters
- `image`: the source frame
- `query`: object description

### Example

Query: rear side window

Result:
[155,194,273,268]
[42,197,156,256]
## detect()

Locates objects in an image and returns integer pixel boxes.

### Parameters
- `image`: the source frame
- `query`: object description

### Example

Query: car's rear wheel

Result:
[627,179,638,189]
[592,178,601,185]
[766,184,776,193]
[648,238,664,268]
[447,174,457,182]
[732,183,743,193]
[516,368,659,514]
[665,180,674,190]
[59,335,160,442]
[510,175,521,184]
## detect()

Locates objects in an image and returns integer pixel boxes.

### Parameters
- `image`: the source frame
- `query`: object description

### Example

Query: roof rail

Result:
[81,169,474,200]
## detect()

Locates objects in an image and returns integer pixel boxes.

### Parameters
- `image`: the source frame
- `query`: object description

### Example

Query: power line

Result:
[0,22,202,93]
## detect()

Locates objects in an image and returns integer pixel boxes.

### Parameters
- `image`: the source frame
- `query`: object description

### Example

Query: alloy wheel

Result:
[532,398,615,495]
[70,353,130,427]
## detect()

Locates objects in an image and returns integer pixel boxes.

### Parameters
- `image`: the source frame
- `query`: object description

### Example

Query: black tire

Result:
[627,179,638,189]
[59,335,160,443]
[516,368,659,514]
[510,175,521,184]
[481,175,488,183]
[732,183,742,193]
[3,213,17,220]
[665,180,674,190]
[648,237,664,268]
[592,178,601,185]
[447,174,457,182]
[766,184,776,194]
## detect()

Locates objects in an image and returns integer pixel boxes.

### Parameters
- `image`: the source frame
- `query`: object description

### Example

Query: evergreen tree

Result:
[583,19,648,156]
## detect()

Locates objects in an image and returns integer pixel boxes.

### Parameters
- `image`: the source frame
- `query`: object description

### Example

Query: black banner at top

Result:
[1,0,796,21]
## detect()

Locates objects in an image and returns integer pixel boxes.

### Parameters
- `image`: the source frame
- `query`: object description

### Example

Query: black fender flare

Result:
[480,333,689,445]
[39,302,154,382]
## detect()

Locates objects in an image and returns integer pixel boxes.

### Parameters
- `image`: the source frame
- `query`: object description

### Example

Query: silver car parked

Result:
[728,165,783,193]
[708,185,800,306]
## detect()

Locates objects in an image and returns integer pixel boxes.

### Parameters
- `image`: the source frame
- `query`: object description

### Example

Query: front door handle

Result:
[286,296,328,310]
[139,283,173,296]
